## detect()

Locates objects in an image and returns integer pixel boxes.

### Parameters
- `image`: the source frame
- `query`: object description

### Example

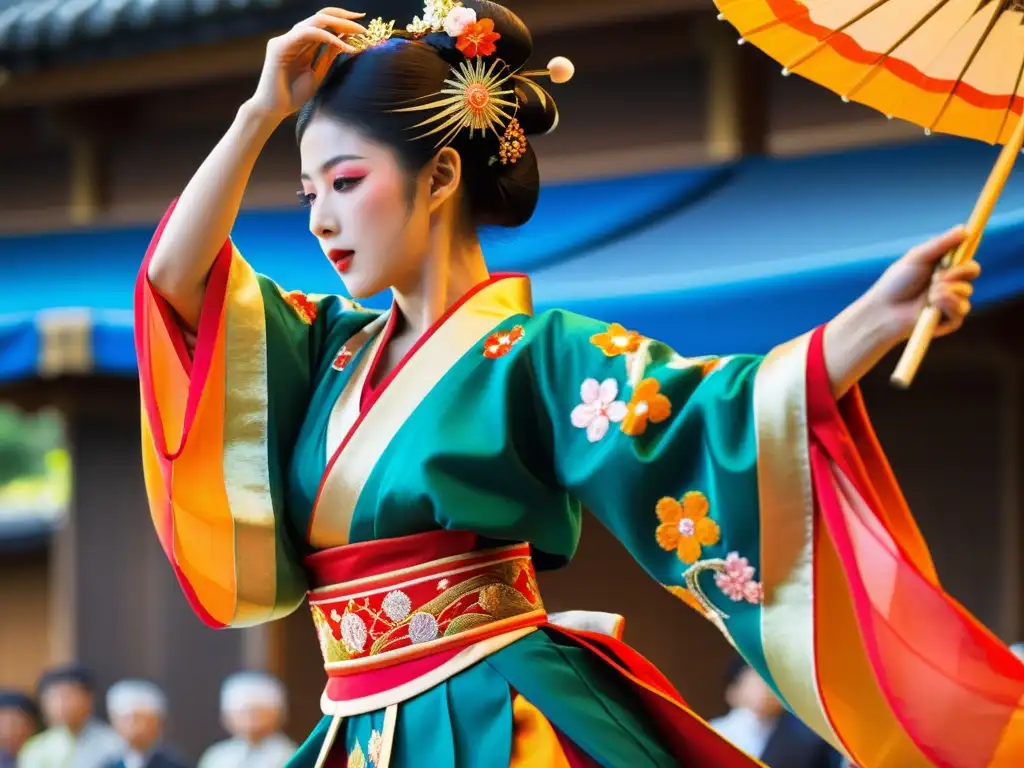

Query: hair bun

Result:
[512,76,558,136]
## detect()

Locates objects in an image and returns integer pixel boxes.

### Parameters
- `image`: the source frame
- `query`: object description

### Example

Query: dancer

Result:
[135,1,1017,765]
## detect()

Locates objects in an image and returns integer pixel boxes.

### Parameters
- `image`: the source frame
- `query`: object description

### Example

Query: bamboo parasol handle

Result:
[891,114,1024,388]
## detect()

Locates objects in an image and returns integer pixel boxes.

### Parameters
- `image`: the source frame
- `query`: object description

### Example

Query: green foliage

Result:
[0,404,65,487]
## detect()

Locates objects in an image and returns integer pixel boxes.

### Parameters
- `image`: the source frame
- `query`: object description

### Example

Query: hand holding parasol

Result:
[713,0,1024,386]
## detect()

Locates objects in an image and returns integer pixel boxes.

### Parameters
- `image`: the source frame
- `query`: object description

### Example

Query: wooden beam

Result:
[0,34,272,109]
[703,17,769,160]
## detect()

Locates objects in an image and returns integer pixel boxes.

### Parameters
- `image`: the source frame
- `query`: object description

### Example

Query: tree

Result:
[0,404,64,487]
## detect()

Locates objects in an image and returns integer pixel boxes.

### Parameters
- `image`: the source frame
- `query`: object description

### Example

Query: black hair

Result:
[36,663,94,696]
[296,0,559,229]
[0,690,40,724]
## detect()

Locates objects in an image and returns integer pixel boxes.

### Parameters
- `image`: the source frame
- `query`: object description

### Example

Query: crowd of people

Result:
[0,665,295,768]
[5,644,1024,766]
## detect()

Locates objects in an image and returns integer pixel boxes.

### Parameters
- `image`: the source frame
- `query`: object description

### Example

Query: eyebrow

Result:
[299,154,366,180]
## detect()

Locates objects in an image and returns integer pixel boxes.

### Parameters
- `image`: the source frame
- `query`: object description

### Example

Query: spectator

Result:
[197,673,295,768]
[103,680,187,768]
[17,664,122,768]
[710,658,842,768]
[0,691,39,768]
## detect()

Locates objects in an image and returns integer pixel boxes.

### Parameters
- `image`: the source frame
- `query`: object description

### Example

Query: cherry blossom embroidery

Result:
[483,325,524,358]
[590,322,642,357]
[714,552,764,605]
[281,290,317,325]
[340,612,368,654]
[381,590,412,622]
[571,378,628,442]
[621,378,671,436]
[347,742,367,768]
[333,347,354,371]
[456,17,500,57]
[368,730,383,765]
[409,612,440,643]
[655,491,720,564]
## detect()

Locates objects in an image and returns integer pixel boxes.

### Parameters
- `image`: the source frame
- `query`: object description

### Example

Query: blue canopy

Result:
[2,137,1023,381]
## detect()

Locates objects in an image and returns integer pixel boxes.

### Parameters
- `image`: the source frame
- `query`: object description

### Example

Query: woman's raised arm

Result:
[146,8,364,327]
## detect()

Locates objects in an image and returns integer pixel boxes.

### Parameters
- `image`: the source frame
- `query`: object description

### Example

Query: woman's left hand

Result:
[867,225,981,342]
[824,225,982,398]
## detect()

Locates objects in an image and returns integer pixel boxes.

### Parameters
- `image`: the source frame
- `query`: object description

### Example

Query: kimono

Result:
[135,201,1024,768]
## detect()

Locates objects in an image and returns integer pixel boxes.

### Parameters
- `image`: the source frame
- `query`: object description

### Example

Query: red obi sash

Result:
[304,531,547,716]
[304,530,760,766]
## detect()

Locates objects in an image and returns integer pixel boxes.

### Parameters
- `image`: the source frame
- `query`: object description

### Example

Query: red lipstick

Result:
[328,249,354,274]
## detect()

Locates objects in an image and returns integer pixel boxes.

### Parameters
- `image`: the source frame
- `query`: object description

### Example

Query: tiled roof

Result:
[0,0,413,73]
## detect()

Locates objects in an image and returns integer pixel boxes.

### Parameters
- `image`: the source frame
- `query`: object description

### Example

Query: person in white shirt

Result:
[17,664,123,768]
[709,658,841,768]
[197,673,295,768]
[102,680,186,768]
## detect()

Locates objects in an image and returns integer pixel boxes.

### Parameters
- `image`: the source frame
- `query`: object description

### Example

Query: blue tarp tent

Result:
[2,137,1023,380]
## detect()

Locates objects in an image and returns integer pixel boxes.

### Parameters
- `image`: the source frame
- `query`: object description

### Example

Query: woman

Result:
[134,1,1021,766]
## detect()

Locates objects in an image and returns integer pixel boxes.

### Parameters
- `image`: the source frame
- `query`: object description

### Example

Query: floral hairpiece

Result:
[344,1,574,164]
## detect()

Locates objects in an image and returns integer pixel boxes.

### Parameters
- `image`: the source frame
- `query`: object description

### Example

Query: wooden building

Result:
[0,0,1021,760]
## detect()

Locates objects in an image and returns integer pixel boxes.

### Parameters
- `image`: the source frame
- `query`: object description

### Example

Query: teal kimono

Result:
[137,202,1002,768]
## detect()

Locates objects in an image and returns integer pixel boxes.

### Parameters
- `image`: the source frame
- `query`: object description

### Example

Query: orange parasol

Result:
[713,0,1024,386]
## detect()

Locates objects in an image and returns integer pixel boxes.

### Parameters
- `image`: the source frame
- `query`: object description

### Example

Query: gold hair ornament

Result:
[345,17,396,51]
[341,2,575,163]
[392,56,518,147]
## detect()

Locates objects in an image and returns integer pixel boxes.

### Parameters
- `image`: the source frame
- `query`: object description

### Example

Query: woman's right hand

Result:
[251,8,367,122]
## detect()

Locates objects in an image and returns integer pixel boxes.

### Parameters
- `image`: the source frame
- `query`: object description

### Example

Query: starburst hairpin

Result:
[392,57,518,148]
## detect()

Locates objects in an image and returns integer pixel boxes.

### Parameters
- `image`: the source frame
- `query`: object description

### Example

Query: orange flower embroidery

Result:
[332,347,353,371]
[483,325,524,359]
[282,290,317,325]
[456,18,500,58]
[655,491,720,564]
[590,323,642,357]
[621,378,671,436]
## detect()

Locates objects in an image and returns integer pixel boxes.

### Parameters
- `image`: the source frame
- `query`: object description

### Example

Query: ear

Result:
[426,147,462,213]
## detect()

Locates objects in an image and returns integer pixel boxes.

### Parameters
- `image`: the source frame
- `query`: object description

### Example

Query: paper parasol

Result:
[713,0,1024,386]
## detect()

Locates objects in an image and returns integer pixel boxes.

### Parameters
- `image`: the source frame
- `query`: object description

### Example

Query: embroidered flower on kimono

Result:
[655,491,720,564]
[382,590,412,622]
[571,378,628,442]
[408,612,440,643]
[347,743,367,768]
[621,378,671,436]
[332,347,354,371]
[281,290,317,325]
[590,322,642,357]
[436,578,450,591]
[456,17,500,58]
[714,552,764,604]
[340,612,368,654]
[483,325,524,358]
[367,730,383,765]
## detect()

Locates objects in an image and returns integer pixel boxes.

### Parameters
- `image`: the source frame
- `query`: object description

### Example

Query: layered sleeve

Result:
[532,311,1024,768]
[135,201,370,629]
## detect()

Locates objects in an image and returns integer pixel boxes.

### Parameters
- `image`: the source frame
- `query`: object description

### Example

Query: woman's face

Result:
[299,115,432,299]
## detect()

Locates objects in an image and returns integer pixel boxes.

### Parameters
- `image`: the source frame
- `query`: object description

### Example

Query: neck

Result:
[65,720,88,737]
[392,222,488,339]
